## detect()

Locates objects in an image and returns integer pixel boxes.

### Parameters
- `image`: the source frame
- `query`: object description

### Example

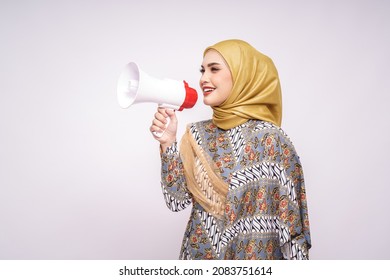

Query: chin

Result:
[203,96,218,106]
[203,100,216,107]
[203,97,211,106]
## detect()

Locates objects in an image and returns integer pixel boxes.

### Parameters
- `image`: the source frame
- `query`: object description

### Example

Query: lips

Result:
[202,87,215,96]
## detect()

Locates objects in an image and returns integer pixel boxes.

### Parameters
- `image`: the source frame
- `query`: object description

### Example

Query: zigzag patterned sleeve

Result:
[160,142,192,212]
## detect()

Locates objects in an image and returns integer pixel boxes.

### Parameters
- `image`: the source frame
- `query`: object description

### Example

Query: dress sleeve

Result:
[278,136,312,259]
[160,142,192,212]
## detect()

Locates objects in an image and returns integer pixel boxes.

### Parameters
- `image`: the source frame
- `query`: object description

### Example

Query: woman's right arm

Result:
[151,108,192,212]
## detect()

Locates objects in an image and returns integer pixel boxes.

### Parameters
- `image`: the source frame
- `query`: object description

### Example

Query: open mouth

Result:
[203,87,215,96]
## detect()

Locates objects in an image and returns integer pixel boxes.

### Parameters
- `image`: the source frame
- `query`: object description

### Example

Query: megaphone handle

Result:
[152,111,171,138]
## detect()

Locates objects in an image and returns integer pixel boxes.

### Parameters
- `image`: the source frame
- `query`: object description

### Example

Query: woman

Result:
[150,39,311,260]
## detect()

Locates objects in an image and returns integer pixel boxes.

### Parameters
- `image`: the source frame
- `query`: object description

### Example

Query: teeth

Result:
[204,88,214,92]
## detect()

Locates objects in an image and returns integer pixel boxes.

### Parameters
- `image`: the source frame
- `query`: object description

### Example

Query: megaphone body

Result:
[117,62,198,111]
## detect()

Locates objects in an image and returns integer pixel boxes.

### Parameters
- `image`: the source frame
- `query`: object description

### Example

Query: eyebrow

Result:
[201,62,221,68]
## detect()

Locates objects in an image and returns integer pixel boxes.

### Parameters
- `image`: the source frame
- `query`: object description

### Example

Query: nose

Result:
[199,72,210,87]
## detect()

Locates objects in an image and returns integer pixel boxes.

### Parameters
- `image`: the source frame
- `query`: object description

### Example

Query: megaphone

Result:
[117,62,198,110]
[117,62,198,137]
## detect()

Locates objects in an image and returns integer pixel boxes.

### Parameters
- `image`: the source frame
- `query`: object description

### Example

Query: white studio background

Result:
[0,0,389,260]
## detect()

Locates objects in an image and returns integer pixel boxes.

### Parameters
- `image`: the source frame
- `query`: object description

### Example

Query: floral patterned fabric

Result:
[160,119,311,260]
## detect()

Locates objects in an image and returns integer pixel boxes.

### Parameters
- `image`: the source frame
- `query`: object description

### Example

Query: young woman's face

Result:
[200,50,233,107]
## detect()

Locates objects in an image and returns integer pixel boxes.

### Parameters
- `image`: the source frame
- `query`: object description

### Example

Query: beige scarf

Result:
[180,39,283,218]
[180,127,228,218]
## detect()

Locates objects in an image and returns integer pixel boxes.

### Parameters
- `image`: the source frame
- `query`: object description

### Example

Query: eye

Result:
[211,67,220,73]
[199,68,205,74]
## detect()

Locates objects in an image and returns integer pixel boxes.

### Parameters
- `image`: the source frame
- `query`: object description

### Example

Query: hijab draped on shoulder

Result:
[180,39,283,218]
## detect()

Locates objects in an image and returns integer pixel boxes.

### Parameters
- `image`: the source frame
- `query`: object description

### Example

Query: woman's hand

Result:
[150,108,178,152]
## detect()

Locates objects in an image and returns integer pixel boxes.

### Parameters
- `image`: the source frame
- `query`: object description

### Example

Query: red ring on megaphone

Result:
[179,81,198,111]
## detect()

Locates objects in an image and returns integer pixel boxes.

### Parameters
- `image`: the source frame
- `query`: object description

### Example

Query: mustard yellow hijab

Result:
[204,39,282,129]
[180,40,282,218]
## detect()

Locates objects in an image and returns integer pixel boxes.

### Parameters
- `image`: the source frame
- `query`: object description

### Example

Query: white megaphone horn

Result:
[117,62,198,137]
[117,62,198,110]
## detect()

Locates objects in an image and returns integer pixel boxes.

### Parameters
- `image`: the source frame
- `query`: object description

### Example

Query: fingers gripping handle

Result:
[153,112,171,138]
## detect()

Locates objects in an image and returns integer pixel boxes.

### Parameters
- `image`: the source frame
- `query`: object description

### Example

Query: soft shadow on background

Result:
[1,0,389,259]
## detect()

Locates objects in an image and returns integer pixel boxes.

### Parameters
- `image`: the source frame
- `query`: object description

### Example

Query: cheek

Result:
[222,77,233,96]
[222,73,233,91]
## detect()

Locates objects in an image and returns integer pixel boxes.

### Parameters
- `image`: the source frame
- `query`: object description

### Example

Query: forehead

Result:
[202,49,226,65]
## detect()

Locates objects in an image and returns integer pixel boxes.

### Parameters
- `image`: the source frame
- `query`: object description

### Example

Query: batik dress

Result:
[160,119,311,260]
